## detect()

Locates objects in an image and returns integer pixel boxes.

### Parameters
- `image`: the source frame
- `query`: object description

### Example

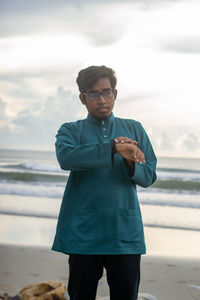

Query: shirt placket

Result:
[99,120,109,143]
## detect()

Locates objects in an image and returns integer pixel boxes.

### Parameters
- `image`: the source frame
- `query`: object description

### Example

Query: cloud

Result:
[85,24,125,47]
[149,128,200,158]
[0,98,7,120]
[183,133,200,151]
[0,0,177,16]
[118,93,156,104]
[1,1,124,42]
[0,66,80,109]
[160,132,176,151]
[0,98,13,145]
[1,8,126,48]
[1,87,200,157]
[1,86,85,149]
[1,0,199,158]
[0,70,43,84]
[0,71,44,102]
[160,36,200,54]
[0,0,181,47]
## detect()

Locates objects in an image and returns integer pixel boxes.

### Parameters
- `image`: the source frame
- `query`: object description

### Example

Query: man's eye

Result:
[89,92,99,98]
[103,90,112,97]
[104,90,111,96]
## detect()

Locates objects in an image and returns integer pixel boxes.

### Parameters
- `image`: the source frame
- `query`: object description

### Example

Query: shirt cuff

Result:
[123,159,135,177]
[111,140,117,167]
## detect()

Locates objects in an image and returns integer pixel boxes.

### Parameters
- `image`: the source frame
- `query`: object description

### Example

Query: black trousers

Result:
[68,254,141,300]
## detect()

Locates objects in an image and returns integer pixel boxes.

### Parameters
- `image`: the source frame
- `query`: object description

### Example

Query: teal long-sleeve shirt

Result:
[52,113,157,255]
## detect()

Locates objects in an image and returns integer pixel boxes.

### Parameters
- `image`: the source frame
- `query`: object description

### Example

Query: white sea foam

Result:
[141,204,200,231]
[0,182,64,198]
[1,194,200,231]
[157,169,200,182]
[0,149,200,231]
[0,194,60,219]
[21,163,66,173]
[0,181,200,209]
[2,162,67,173]
[138,191,200,208]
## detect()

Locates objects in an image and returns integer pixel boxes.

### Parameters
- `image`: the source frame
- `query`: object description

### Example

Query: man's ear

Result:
[114,89,117,100]
[79,93,86,105]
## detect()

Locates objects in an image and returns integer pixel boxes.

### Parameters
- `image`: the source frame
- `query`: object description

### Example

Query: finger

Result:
[132,147,138,160]
[140,151,145,163]
[133,148,143,164]
[124,138,134,144]
[114,137,126,143]
[115,137,134,144]
[139,155,143,164]
[119,138,132,144]
[138,151,145,164]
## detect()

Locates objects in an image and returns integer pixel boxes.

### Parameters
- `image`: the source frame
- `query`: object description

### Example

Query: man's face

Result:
[80,77,117,120]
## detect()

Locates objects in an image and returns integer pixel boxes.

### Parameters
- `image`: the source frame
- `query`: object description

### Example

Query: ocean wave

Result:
[0,182,64,198]
[0,210,58,219]
[2,163,200,177]
[157,167,200,173]
[151,179,200,192]
[0,210,199,231]
[143,224,200,231]
[1,163,67,173]
[0,181,200,208]
[1,171,200,193]
[141,204,200,231]
[157,168,200,182]
[0,204,199,231]
[138,192,200,208]
[0,171,68,183]
[0,195,60,219]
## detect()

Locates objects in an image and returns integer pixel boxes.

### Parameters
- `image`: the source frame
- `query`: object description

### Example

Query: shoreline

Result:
[144,226,200,259]
[1,202,200,249]
[0,243,199,300]
[0,225,200,300]
[1,212,200,258]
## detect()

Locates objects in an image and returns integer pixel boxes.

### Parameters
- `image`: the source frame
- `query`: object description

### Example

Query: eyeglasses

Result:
[83,89,114,101]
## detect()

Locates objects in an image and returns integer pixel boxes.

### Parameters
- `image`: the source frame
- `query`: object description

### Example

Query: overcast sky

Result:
[0,0,200,158]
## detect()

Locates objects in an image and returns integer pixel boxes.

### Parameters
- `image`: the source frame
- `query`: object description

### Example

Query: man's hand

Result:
[115,141,145,164]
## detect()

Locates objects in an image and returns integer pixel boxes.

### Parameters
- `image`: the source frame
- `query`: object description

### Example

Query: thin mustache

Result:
[96,106,109,108]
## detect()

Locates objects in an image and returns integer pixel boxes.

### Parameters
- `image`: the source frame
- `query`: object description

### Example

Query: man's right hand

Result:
[115,142,145,164]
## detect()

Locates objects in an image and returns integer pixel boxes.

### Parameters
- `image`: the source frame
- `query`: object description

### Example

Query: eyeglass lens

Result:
[89,89,113,100]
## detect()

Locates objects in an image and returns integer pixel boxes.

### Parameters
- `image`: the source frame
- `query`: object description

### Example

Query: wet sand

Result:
[0,226,200,300]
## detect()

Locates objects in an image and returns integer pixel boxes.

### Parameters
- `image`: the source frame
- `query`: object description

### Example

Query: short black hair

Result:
[76,65,117,93]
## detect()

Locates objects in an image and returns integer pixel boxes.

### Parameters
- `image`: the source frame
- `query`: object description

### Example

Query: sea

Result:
[0,149,200,247]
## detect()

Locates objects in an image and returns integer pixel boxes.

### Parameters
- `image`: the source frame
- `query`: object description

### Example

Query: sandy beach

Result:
[0,226,200,300]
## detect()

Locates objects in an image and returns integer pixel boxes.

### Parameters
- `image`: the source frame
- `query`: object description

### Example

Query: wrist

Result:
[115,142,125,154]
[111,139,117,154]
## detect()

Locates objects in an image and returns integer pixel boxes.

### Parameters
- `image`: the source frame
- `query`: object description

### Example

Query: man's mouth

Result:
[97,107,109,111]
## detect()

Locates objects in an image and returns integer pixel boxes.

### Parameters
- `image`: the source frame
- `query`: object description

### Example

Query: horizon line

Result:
[0,147,199,160]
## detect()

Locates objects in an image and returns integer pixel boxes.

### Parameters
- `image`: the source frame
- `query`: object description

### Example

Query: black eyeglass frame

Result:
[82,89,115,101]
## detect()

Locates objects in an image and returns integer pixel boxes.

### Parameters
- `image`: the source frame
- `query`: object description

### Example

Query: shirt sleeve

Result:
[125,123,157,188]
[55,123,112,171]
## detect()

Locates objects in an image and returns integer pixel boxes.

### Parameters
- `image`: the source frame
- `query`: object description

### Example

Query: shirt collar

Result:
[86,113,115,126]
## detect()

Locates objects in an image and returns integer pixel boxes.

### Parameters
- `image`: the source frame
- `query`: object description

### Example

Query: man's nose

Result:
[98,94,106,103]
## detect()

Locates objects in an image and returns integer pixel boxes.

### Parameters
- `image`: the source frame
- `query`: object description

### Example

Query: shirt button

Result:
[103,128,106,131]
[104,135,107,138]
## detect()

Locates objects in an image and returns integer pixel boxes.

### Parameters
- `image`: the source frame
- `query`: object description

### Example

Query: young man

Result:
[52,65,157,300]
